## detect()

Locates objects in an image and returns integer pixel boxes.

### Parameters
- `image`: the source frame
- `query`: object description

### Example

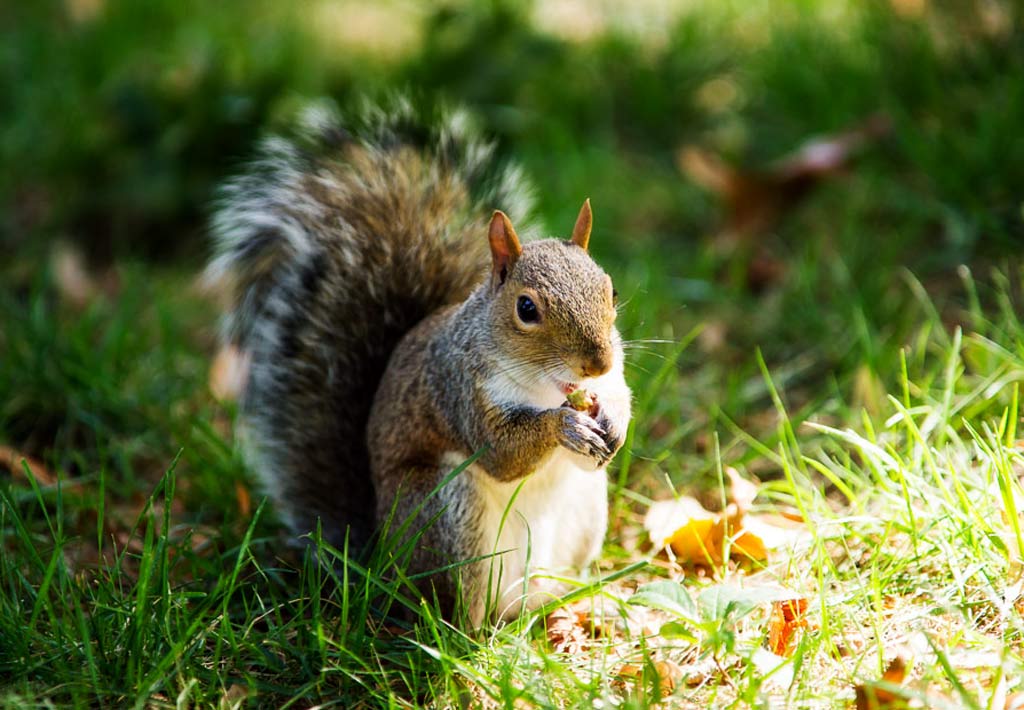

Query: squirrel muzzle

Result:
[573,346,614,380]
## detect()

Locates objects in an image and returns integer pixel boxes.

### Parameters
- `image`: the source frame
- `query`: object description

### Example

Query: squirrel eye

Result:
[612,288,619,305]
[516,295,539,324]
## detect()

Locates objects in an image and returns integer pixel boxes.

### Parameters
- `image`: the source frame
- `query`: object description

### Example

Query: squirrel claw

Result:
[558,409,612,464]
[594,410,623,455]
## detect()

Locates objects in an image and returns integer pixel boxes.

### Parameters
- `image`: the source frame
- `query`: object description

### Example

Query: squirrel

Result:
[207,99,632,624]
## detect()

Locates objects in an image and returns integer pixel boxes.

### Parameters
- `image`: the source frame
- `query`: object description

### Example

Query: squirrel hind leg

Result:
[372,463,489,624]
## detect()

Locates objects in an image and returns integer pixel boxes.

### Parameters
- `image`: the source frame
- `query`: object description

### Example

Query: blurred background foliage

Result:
[3,0,1021,261]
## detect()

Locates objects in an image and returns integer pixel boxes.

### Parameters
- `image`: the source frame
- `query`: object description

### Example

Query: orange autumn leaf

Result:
[617,663,643,680]
[652,660,683,693]
[855,657,910,710]
[234,480,252,517]
[660,511,769,565]
[645,468,794,566]
[730,524,768,561]
[616,659,683,693]
[662,514,718,564]
[767,598,809,657]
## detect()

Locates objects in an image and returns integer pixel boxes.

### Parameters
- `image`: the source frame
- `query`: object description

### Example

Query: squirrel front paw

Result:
[557,409,612,466]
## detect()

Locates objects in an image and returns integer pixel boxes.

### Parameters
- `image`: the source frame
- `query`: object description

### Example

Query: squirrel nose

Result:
[578,349,613,379]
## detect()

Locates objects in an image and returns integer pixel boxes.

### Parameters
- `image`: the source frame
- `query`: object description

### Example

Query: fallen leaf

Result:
[209,345,250,401]
[545,598,612,654]
[665,512,723,565]
[855,656,910,710]
[726,466,758,512]
[235,480,252,517]
[617,662,643,679]
[617,659,683,694]
[219,683,250,710]
[751,647,795,690]
[678,114,891,290]
[697,319,728,354]
[881,657,908,683]
[889,0,926,17]
[645,496,713,548]
[644,469,798,566]
[653,660,683,693]
[766,597,809,657]
[50,242,119,308]
[0,445,57,486]
[546,608,587,654]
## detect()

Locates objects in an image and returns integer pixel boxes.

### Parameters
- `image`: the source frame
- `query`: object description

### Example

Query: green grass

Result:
[3,0,1024,707]
[5,262,1023,707]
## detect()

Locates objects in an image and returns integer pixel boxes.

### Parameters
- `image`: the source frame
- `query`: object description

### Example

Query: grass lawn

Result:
[2,1,1023,707]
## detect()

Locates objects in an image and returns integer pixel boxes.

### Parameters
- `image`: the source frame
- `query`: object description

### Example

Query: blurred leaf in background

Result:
[4,0,1021,269]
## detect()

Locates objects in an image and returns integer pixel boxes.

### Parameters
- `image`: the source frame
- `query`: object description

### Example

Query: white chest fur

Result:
[462,450,608,619]
[455,345,630,621]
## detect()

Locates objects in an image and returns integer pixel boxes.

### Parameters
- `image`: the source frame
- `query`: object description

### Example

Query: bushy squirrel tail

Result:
[207,97,534,551]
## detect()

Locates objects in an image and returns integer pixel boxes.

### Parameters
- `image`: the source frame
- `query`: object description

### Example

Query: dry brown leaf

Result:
[218,683,250,710]
[766,598,809,657]
[209,345,250,401]
[546,608,588,654]
[678,114,890,290]
[65,0,105,23]
[1006,692,1024,710]
[889,0,926,17]
[234,480,252,518]
[616,659,683,694]
[617,662,643,680]
[50,242,119,308]
[0,445,57,486]
[545,599,608,654]
[653,660,683,693]
[854,656,910,710]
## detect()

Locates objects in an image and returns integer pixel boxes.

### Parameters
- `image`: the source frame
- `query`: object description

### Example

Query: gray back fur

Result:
[207,97,534,552]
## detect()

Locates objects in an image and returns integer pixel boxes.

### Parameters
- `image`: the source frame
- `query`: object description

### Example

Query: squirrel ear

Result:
[489,210,522,286]
[570,198,592,252]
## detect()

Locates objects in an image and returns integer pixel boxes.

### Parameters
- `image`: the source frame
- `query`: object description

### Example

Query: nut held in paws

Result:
[566,387,596,412]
